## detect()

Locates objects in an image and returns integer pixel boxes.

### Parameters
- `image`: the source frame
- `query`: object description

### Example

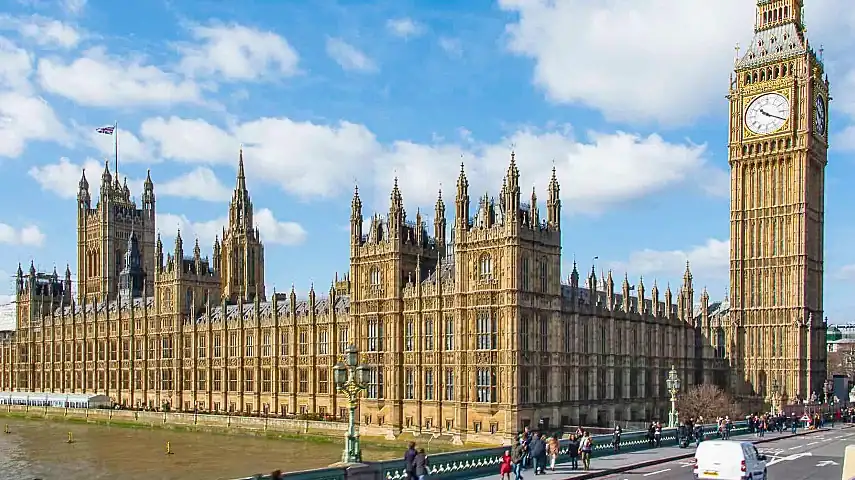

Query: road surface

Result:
[597,429,852,480]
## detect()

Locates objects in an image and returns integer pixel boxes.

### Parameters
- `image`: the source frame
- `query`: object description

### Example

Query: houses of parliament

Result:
[0,0,828,442]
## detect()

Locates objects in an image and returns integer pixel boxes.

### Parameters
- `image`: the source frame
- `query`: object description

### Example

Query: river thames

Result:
[0,418,401,479]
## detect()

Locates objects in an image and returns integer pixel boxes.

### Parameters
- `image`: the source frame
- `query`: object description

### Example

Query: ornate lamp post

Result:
[770,380,779,415]
[666,365,681,428]
[333,345,370,464]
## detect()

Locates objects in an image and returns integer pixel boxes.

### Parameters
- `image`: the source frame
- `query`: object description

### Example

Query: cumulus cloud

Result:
[499,0,756,125]
[325,38,376,73]
[0,14,81,48]
[127,116,723,214]
[0,91,67,158]
[157,167,232,202]
[609,238,730,282]
[386,18,425,39]
[178,23,299,81]
[37,47,203,107]
[0,222,46,247]
[157,209,306,247]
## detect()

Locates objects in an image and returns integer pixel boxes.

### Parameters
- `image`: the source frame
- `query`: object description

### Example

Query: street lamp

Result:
[770,380,779,415]
[666,365,681,428]
[333,345,370,464]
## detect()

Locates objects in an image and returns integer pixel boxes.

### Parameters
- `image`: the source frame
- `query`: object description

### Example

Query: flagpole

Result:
[114,121,119,178]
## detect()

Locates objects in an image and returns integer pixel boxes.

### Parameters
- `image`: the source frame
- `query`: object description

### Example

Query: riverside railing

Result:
[237,420,751,480]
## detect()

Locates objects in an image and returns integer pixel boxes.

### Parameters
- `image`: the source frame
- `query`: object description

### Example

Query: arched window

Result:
[369,267,381,287]
[479,254,492,278]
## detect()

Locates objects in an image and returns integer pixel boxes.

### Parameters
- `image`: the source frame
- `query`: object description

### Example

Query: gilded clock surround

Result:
[743,91,792,137]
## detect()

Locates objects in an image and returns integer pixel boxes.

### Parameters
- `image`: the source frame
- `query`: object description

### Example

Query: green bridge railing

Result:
[238,420,752,480]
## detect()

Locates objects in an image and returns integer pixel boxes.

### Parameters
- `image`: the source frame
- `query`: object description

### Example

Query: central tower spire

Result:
[220,146,266,303]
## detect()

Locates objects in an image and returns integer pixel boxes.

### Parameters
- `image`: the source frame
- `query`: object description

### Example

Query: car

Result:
[693,440,767,479]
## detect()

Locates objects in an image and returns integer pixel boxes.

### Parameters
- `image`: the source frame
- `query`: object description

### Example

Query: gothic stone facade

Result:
[0,149,734,442]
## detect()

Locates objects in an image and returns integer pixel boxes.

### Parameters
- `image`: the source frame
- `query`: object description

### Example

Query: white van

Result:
[693,440,768,479]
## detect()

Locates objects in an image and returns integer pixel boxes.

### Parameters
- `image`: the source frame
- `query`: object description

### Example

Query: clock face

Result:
[744,93,791,135]
[815,96,826,135]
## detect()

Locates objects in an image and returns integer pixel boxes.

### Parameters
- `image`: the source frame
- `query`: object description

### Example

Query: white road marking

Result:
[807,441,819,445]
[642,468,671,476]
[816,460,839,467]
[788,445,804,450]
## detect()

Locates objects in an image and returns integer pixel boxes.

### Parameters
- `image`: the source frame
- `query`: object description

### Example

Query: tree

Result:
[676,384,743,421]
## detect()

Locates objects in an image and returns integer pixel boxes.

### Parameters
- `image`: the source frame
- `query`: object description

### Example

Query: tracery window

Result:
[476,367,497,403]
[479,254,493,278]
[369,267,381,287]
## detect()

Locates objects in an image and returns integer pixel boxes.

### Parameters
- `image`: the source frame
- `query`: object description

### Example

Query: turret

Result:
[77,169,90,210]
[529,186,539,228]
[351,185,363,246]
[455,163,469,230]
[174,229,184,268]
[504,152,520,224]
[389,177,404,236]
[637,276,645,315]
[434,189,446,259]
[142,169,155,213]
[547,166,560,229]
[15,263,23,295]
[212,236,221,273]
[155,233,163,273]
[100,160,112,196]
[622,273,631,312]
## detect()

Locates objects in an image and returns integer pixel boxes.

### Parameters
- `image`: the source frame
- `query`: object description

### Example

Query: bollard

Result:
[166,441,173,455]
[67,432,74,443]
[842,445,855,480]
[3,424,9,434]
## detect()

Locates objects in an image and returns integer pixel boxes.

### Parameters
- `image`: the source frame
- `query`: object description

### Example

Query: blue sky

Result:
[1,0,854,327]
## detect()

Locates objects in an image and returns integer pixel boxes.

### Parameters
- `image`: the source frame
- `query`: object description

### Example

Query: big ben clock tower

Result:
[728,0,828,404]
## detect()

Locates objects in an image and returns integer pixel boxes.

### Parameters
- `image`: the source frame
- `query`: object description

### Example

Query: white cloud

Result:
[609,238,729,282]
[386,18,425,39]
[377,128,714,213]
[438,37,462,57]
[178,23,299,81]
[0,91,67,158]
[255,208,307,245]
[85,123,152,163]
[0,222,45,247]
[1,15,81,48]
[61,0,86,15]
[325,38,376,73]
[28,156,102,199]
[37,47,203,107]
[0,37,33,92]
[157,209,306,247]
[141,116,378,199]
[499,0,756,125]
[138,116,720,212]
[139,116,238,163]
[158,167,232,202]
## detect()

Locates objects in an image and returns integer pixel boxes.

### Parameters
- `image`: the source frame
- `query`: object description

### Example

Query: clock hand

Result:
[760,109,787,121]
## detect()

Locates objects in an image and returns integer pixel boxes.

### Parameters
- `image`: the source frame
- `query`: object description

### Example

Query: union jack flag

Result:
[96,126,115,135]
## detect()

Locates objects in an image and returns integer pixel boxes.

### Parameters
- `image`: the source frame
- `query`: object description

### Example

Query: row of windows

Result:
[12,328,351,363]
[8,365,679,404]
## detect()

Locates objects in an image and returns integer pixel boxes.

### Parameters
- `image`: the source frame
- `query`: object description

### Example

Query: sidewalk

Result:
[471,425,849,480]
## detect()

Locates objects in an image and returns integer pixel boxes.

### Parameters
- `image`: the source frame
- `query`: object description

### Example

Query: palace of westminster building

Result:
[0,0,829,440]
